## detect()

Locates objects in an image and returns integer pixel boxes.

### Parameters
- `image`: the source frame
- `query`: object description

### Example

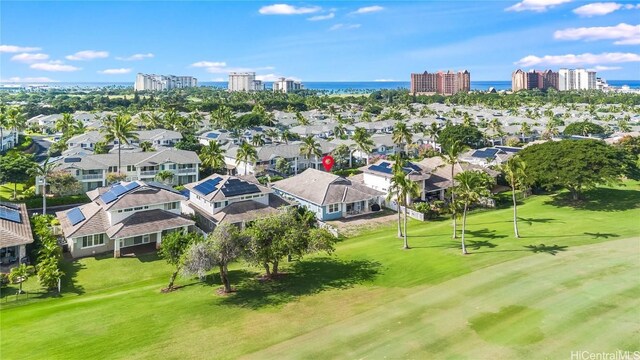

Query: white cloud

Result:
[587,65,623,71]
[10,53,49,63]
[115,53,154,61]
[308,13,335,21]
[350,5,384,14]
[0,45,41,53]
[329,23,361,31]
[259,4,321,15]
[205,65,275,74]
[65,50,109,61]
[506,0,572,12]
[256,73,301,82]
[98,68,132,75]
[515,52,640,67]
[0,77,58,83]
[554,23,640,45]
[30,61,82,72]
[573,2,622,16]
[191,61,228,68]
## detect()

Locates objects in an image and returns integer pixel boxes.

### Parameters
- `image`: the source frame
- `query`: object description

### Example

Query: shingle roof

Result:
[0,203,34,248]
[53,148,200,171]
[226,140,336,162]
[419,157,499,192]
[183,174,270,202]
[56,202,110,238]
[273,168,383,206]
[90,181,186,210]
[106,209,194,239]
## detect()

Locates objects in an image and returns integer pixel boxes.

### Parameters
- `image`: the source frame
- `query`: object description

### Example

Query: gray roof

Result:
[226,140,336,162]
[184,174,270,202]
[56,202,110,238]
[273,168,384,206]
[88,181,186,210]
[53,148,200,171]
[106,209,194,239]
[0,202,34,248]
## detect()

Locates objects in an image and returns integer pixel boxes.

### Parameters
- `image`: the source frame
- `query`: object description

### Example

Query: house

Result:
[184,174,292,231]
[459,146,521,167]
[0,129,16,152]
[0,202,34,268]
[224,140,336,176]
[418,157,500,201]
[360,159,432,202]
[66,129,183,152]
[272,168,385,221]
[38,148,201,194]
[56,181,195,258]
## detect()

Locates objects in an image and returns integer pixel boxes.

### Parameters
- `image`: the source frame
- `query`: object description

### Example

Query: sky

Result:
[1,0,639,83]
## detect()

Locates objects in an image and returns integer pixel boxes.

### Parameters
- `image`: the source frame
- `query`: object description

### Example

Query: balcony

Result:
[81,173,104,180]
[176,168,196,174]
[139,170,158,176]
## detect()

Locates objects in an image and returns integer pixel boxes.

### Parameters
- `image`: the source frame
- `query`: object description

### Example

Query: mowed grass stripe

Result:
[243,237,640,359]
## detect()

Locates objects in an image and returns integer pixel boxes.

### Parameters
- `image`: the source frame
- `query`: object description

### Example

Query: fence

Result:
[385,201,426,221]
[317,220,340,237]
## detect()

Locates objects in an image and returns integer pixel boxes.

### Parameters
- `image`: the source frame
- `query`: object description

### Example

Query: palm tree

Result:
[251,133,265,147]
[199,140,226,172]
[280,129,295,144]
[425,122,440,141]
[6,107,26,145]
[236,142,258,176]
[140,141,154,152]
[352,127,374,165]
[265,128,280,143]
[71,120,87,136]
[399,173,420,249]
[502,156,527,238]
[143,111,164,129]
[333,124,347,139]
[543,122,559,140]
[387,172,404,239]
[392,122,413,155]
[101,113,139,174]
[439,140,467,239]
[462,112,474,127]
[55,113,75,135]
[488,118,504,144]
[519,122,532,142]
[28,157,59,215]
[0,105,7,152]
[295,112,310,126]
[155,170,175,184]
[411,122,426,136]
[454,170,493,255]
[300,136,322,169]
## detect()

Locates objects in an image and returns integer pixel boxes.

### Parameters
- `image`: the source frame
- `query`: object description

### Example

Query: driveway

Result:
[30,135,52,162]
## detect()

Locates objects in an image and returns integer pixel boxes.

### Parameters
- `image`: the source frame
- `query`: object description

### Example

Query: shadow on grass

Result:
[543,187,640,212]
[524,244,568,256]
[467,228,508,240]
[60,259,85,295]
[220,258,381,309]
[583,232,620,239]
[518,217,560,226]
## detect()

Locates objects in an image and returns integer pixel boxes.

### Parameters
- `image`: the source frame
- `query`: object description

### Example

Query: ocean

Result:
[1,80,639,91]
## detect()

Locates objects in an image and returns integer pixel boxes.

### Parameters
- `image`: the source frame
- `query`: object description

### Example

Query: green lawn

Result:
[1,183,639,359]
[0,183,27,201]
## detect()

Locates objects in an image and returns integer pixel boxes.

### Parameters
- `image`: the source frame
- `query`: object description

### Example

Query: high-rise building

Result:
[558,68,596,91]
[511,69,559,91]
[410,70,470,95]
[228,72,265,92]
[272,77,303,93]
[134,73,197,91]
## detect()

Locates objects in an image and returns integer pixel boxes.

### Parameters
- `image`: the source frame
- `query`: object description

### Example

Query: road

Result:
[30,135,52,162]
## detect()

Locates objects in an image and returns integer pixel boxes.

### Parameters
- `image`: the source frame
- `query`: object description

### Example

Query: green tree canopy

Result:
[438,124,484,150]
[562,121,606,137]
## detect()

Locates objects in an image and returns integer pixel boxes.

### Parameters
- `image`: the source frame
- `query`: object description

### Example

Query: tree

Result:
[300,136,322,169]
[275,157,291,175]
[6,107,26,145]
[140,141,154,152]
[501,156,527,238]
[333,124,347,139]
[158,231,202,291]
[439,141,467,238]
[9,264,35,294]
[295,111,310,125]
[27,157,59,215]
[0,152,33,200]
[331,144,351,169]
[387,171,404,239]
[244,209,335,278]
[563,121,606,137]
[392,122,413,155]
[211,105,234,129]
[101,113,139,174]
[0,105,7,152]
[155,170,175,184]
[519,139,637,200]
[352,127,374,165]
[106,172,127,184]
[94,140,109,154]
[48,170,81,196]
[236,142,258,176]
[37,257,64,291]
[396,170,420,249]
[251,133,266,147]
[183,223,247,293]
[454,170,494,255]
[199,140,226,172]
[55,113,75,135]
[438,124,483,150]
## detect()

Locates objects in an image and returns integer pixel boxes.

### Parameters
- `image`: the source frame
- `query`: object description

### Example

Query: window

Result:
[328,204,340,213]
[134,206,143,211]
[81,234,105,248]
[164,202,178,211]
[127,165,135,172]
[124,208,133,212]
[214,202,221,209]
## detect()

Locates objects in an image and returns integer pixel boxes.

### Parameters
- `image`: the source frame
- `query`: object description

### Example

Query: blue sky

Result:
[1,1,639,82]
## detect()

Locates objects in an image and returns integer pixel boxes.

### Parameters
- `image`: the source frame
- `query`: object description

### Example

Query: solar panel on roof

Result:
[111,184,128,197]
[0,206,21,223]
[206,133,219,139]
[67,207,85,226]
[124,182,140,191]
[1,203,20,210]
[193,177,222,196]
[64,157,81,163]
[407,162,421,171]
[100,191,118,204]
[472,148,500,159]
[221,181,260,197]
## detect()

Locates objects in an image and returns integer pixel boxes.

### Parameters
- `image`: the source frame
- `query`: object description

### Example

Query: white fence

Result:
[385,201,425,221]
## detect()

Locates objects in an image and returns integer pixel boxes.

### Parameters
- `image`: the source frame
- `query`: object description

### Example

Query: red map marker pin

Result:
[322,155,335,172]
